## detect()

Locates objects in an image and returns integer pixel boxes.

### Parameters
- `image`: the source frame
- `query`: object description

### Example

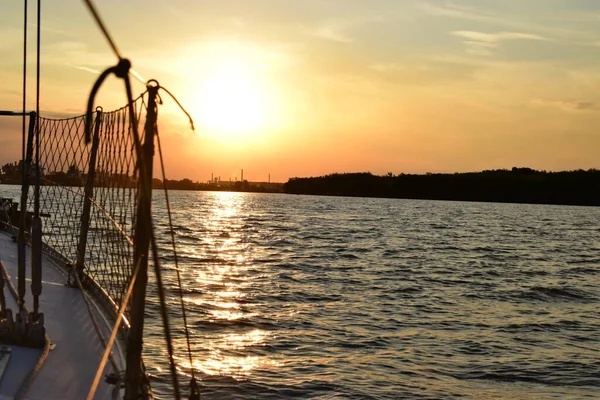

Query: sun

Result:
[195,57,271,139]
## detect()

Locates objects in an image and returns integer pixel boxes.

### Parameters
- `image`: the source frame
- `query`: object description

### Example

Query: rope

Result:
[156,84,202,397]
[80,0,145,85]
[156,85,195,132]
[81,0,122,60]
[152,83,207,398]
[150,225,182,399]
[156,130,197,380]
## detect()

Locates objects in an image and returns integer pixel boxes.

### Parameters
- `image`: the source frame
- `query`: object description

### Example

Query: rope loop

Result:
[83,58,132,144]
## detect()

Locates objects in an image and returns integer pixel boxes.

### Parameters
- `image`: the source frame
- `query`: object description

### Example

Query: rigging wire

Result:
[156,127,197,382]
[155,83,200,398]
[36,0,40,120]
[81,0,145,85]
[149,223,182,400]
[81,0,121,60]
[22,0,27,175]
[34,0,41,236]
[154,82,200,393]
[19,0,28,314]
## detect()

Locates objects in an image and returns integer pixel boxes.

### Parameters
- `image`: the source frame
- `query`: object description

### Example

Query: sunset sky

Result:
[1,0,600,182]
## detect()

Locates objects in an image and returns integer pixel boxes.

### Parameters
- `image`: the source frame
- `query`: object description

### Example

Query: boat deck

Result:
[0,232,123,400]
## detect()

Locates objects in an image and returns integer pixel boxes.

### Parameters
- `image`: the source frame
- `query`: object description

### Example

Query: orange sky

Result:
[1,0,600,182]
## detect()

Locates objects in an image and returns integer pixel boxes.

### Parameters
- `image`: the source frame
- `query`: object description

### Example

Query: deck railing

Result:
[21,92,153,320]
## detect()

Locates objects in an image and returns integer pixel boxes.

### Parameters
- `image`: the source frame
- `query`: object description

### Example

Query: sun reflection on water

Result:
[188,191,274,378]
[182,297,239,310]
[191,351,281,379]
[176,329,280,379]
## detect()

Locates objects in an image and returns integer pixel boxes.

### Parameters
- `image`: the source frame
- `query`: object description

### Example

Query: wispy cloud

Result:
[530,99,600,112]
[419,2,495,23]
[43,41,113,67]
[452,31,548,56]
[309,24,354,43]
[420,2,587,40]
[303,14,387,44]
[68,64,101,75]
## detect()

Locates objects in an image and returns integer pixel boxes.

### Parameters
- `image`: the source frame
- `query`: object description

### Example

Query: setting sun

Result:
[193,50,273,140]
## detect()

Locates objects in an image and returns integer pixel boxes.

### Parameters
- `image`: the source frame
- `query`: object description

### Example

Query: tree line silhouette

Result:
[283,168,600,206]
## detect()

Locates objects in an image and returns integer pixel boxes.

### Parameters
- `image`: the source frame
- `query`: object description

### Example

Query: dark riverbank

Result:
[283,168,600,206]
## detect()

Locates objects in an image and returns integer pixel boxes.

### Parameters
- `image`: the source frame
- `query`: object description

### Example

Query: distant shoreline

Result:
[3,167,600,206]
[283,168,600,207]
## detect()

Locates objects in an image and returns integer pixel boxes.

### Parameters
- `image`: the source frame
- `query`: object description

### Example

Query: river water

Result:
[145,191,599,399]
[2,186,599,398]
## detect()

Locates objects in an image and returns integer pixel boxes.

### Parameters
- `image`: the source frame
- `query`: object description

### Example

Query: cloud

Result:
[309,24,354,43]
[451,31,548,56]
[303,14,388,44]
[419,2,495,23]
[530,99,600,112]
[43,41,113,67]
[420,2,586,40]
[68,65,101,75]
